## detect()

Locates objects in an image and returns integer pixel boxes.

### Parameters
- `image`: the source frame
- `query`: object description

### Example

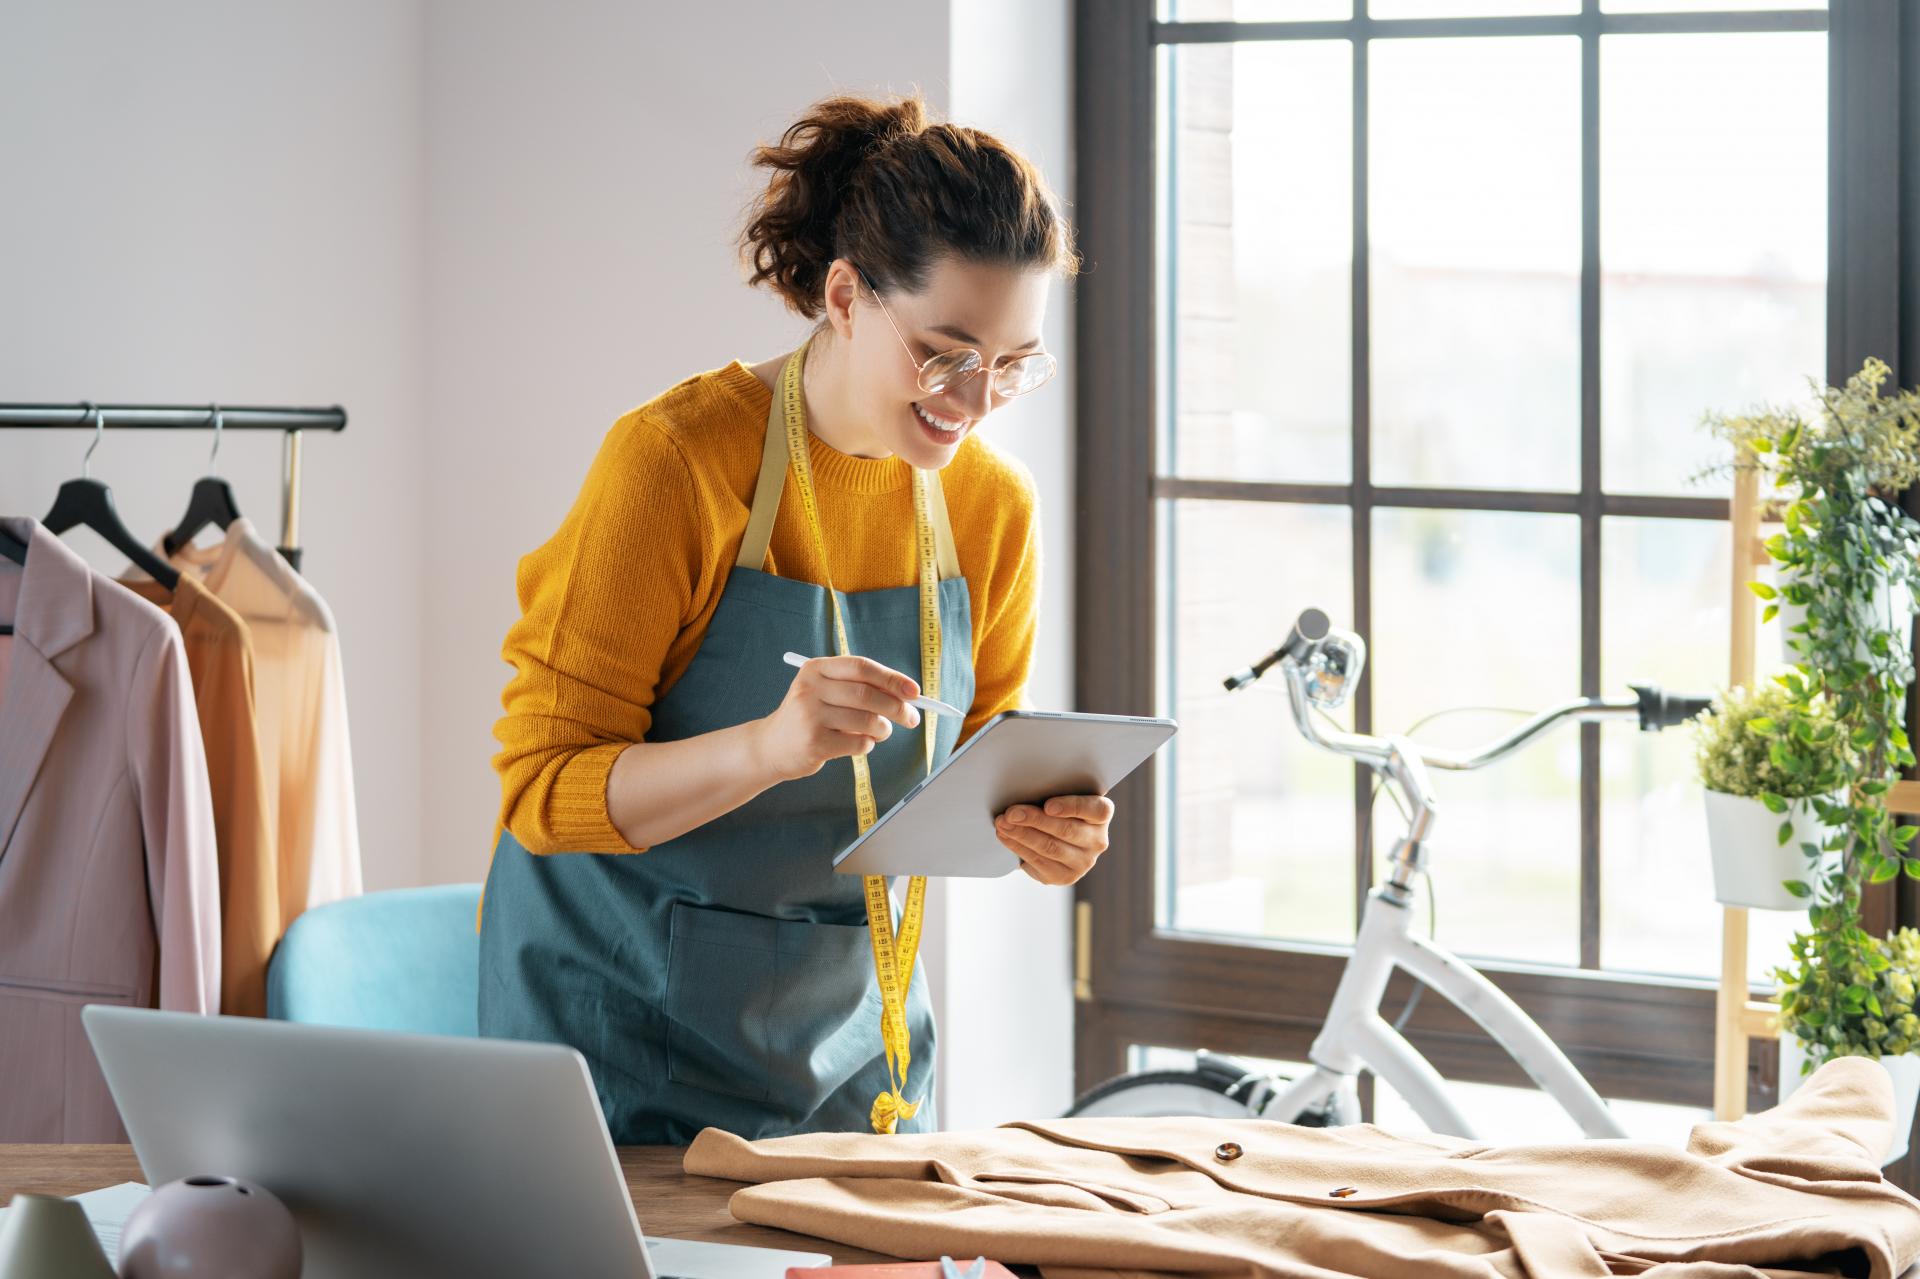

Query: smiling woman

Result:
[739,95,1069,468]
[475,93,1099,1147]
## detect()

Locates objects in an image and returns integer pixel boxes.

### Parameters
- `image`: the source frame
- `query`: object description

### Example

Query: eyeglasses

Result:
[859,270,1057,399]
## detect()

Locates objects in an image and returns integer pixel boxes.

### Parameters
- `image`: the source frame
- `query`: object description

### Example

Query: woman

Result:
[478,94,1112,1145]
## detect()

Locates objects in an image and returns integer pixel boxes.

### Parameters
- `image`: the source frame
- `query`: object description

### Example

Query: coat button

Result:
[1214,1142,1243,1161]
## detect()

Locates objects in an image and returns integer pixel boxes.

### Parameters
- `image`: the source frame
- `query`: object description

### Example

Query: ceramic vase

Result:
[1704,788,1834,911]
[1776,567,1915,665]
[117,1175,301,1279]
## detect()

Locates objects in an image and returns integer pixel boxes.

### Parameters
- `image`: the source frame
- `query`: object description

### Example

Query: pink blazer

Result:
[0,517,221,1142]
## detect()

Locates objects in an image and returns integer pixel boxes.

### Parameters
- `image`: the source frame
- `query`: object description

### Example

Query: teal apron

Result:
[478,349,975,1145]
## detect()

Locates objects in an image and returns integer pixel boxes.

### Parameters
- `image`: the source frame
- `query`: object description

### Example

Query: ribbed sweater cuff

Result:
[546,742,646,853]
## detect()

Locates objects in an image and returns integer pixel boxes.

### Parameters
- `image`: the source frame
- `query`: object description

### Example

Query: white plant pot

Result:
[1776,566,1916,665]
[1778,1034,1920,1165]
[1703,788,1833,911]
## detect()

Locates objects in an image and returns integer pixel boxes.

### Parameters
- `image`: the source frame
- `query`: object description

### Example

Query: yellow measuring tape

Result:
[776,344,941,1135]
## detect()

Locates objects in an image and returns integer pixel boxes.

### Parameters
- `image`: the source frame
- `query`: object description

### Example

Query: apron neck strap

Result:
[735,367,793,571]
[734,343,962,581]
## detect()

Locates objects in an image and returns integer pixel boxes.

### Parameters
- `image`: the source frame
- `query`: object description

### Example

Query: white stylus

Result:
[782,650,966,719]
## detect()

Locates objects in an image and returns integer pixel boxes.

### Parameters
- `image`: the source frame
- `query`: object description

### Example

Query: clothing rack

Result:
[0,402,347,571]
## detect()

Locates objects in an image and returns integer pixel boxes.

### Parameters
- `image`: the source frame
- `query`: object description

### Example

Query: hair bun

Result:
[740,96,927,318]
[741,93,1076,320]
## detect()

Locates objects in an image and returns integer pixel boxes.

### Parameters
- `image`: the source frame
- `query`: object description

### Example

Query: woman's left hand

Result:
[994,795,1115,886]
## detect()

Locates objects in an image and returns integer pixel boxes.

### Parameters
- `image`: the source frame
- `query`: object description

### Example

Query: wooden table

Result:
[0,1144,898,1264]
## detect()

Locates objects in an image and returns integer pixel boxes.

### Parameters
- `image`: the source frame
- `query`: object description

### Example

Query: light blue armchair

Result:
[266,884,484,1037]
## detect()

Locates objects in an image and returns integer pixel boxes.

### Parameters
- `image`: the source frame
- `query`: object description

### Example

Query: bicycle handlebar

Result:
[1633,684,1715,731]
[1227,608,1715,776]
[1401,695,1639,772]
[1223,608,1330,692]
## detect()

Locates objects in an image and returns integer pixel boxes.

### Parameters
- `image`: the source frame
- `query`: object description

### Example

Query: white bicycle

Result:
[1068,608,1713,1140]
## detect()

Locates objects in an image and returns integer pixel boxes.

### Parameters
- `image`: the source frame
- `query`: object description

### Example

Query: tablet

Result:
[832,709,1178,878]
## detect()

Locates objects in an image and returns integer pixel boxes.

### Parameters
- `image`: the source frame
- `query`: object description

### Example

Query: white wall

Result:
[1,0,1076,1133]
[931,0,1080,1128]
[0,0,431,891]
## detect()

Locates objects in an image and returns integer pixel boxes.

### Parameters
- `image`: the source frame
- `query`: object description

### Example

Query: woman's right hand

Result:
[751,655,922,782]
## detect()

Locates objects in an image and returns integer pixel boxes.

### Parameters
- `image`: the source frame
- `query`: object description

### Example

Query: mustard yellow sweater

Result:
[493,360,1041,854]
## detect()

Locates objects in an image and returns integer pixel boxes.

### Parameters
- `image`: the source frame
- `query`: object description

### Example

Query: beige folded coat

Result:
[686,1057,1920,1278]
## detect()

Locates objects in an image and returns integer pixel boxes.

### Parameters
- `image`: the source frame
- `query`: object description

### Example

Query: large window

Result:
[1160,6,1825,982]
[1075,0,1914,1122]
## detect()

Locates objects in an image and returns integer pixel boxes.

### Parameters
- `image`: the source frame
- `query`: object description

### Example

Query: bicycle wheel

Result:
[1067,1051,1339,1124]
[1065,1068,1258,1119]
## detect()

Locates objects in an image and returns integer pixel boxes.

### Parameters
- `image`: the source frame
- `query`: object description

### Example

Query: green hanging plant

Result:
[1776,927,1920,1070]
[1702,357,1920,1059]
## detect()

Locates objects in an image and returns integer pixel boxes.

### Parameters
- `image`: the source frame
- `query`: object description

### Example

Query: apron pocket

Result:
[664,901,882,1112]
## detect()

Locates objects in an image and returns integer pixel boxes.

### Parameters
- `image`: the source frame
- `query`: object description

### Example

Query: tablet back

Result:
[832,710,1177,878]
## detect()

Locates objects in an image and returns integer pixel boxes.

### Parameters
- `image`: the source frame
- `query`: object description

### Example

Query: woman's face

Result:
[823,255,1052,469]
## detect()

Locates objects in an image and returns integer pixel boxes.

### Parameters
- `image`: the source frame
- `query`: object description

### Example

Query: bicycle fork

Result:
[1262,744,1628,1140]
[1264,883,1627,1138]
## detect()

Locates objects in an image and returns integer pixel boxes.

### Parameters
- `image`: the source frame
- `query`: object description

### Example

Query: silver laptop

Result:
[82,1006,831,1279]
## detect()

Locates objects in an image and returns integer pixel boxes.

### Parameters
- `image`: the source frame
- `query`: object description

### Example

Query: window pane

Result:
[1373,1070,1708,1144]
[1599,33,1826,495]
[1372,509,1581,965]
[1164,501,1356,945]
[1370,38,1582,491]
[1599,516,1722,979]
[1162,0,1353,19]
[1166,42,1352,484]
[1371,0,1577,15]
[1599,516,1803,982]
[1237,0,1353,15]
[1604,0,1822,11]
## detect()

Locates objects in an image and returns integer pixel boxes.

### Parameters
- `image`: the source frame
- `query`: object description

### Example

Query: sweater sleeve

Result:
[960,470,1040,744]
[493,416,707,853]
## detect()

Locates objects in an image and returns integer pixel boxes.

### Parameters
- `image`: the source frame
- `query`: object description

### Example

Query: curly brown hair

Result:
[740,93,1078,319]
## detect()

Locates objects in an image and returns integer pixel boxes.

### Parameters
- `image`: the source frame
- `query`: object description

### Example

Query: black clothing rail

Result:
[0,401,348,571]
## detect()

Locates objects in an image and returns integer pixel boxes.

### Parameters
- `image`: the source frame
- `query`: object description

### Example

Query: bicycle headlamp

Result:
[1302,629,1366,711]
